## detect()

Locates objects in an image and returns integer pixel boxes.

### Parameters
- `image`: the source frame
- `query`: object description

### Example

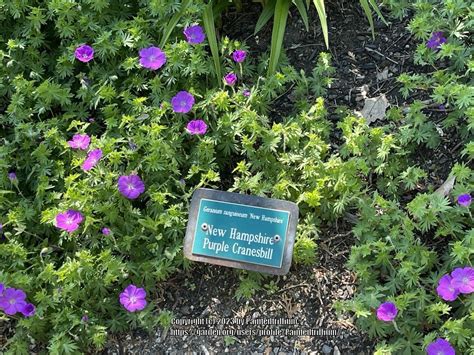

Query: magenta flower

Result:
[436,274,460,301]
[426,338,455,355]
[68,134,90,150]
[139,46,167,70]
[118,175,145,199]
[81,314,89,323]
[183,25,205,44]
[81,149,102,171]
[242,89,251,97]
[75,44,94,63]
[0,288,27,315]
[376,302,398,322]
[232,50,247,63]
[20,303,35,317]
[426,32,447,50]
[186,119,207,135]
[171,91,195,113]
[102,227,111,235]
[451,267,474,294]
[457,193,471,207]
[55,210,84,233]
[224,72,237,86]
[119,284,147,312]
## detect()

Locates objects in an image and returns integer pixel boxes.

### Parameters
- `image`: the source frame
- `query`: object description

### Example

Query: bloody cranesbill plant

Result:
[171,91,195,113]
[75,44,95,63]
[376,302,398,322]
[138,46,167,70]
[232,50,247,63]
[55,210,84,233]
[119,285,147,312]
[81,149,102,171]
[68,134,91,150]
[183,25,205,44]
[186,119,207,135]
[118,175,145,199]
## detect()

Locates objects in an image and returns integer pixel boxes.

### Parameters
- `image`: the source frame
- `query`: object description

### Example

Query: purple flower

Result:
[20,303,35,317]
[186,119,207,135]
[139,46,167,70]
[81,149,102,171]
[68,134,90,150]
[171,91,195,113]
[224,72,237,86]
[183,25,205,44]
[102,227,111,235]
[232,50,247,63]
[119,284,147,312]
[439,104,446,111]
[88,117,95,123]
[242,89,251,97]
[426,338,455,355]
[118,175,145,199]
[436,274,460,301]
[8,172,17,181]
[457,193,471,207]
[376,302,398,322]
[0,288,27,315]
[0,283,4,296]
[426,32,447,50]
[75,44,94,63]
[81,314,89,323]
[55,210,84,233]
[451,267,474,294]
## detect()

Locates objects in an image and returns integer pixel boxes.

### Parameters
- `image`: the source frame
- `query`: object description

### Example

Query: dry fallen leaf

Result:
[377,67,389,81]
[357,94,389,124]
[434,175,456,197]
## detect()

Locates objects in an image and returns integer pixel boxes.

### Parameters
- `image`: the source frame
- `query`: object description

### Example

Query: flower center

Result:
[66,218,74,225]
[462,276,468,284]
[149,55,156,62]
[130,296,137,304]
[180,101,186,107]
[9,299,16,305]
[127,184,135,190]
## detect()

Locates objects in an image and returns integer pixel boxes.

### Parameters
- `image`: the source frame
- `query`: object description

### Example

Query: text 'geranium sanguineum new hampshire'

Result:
[139,46,166,70]
[186,119,207,135]
[376,302,398,322]
[183,25,205,44]
[171,91,194,113]
[119,285,147,312]
[75,44,94,63]
[55,210,84,233]
[118,175,145,199]
[426,338,455,355]
[81,149,102,171]
[68,134,90,150]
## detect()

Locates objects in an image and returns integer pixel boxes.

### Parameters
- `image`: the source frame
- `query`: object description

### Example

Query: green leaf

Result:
[254,0,276,35]
[267,0,291,76]
[359,0,375,39]
[203,1,222,85]
[312,0,328,48]
[293,0,309,31]
[160,0,191,47]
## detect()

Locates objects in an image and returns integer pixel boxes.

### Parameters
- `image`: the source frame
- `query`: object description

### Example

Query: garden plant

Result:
[0,0,472,354]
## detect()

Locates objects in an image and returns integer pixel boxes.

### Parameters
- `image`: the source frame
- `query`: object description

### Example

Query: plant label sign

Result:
[184,188,299,275]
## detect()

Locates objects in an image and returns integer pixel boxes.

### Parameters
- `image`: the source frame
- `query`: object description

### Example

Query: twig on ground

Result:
[364,47,399,65]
